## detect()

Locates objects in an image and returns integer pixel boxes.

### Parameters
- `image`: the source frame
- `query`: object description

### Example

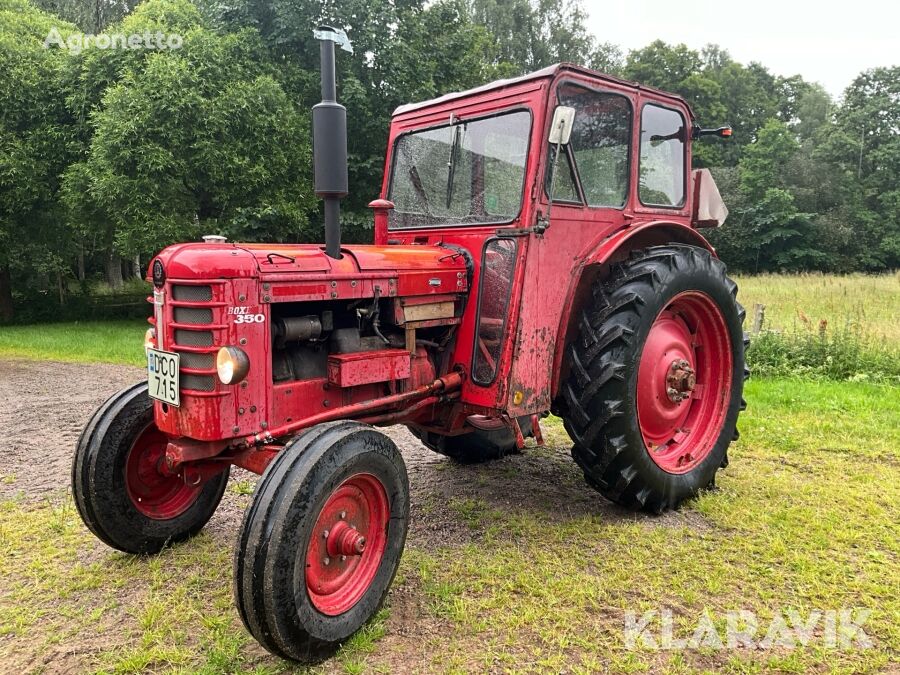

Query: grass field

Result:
[734,273,900,342]
[0,378,897,673]
[0,320,147,366]
[733,274,900,381]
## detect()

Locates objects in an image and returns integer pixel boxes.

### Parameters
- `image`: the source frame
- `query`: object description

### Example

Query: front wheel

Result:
[71,382,229,554]
[234,421,409,662]
[560,245,748,512]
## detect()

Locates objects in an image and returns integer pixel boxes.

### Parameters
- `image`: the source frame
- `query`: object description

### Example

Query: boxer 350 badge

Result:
[229,306,265,323]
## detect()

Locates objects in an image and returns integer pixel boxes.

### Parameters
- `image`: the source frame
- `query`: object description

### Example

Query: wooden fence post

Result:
[752,303,765,334]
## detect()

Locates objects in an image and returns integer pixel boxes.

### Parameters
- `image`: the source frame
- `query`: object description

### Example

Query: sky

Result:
[583,0,899,100]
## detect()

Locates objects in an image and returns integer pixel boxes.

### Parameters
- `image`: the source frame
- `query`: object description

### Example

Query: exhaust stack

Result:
[312,26,352,259]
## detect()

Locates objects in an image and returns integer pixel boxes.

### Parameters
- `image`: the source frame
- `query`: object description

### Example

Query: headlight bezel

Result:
[216,346,250,385]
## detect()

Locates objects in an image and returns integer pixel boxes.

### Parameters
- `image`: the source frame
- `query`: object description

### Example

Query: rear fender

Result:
[550,221,715,403]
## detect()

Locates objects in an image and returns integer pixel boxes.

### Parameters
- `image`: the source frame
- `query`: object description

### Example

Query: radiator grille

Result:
[174,307,213,324]
[167,283,218,395]
[181,374,216,391]
[174,329,213,347]
[172,285,212,302]
[179,352,215,369]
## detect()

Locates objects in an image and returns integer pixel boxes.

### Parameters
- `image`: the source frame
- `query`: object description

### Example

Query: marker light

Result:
[144,327,156,351]
[216,346,250,384]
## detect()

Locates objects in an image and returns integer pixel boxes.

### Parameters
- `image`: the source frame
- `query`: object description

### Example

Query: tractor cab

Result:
[378,64,730,423]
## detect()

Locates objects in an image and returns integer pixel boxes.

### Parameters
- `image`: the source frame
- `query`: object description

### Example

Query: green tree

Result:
[713,119,824,270]
[624,40,702,90]
[62,0,213,286]
[818,67,900,270]
[201,0,508,236]
[65,0,316,267]
[0,0,79,319]
[33,0,141,32]
[465,0,595,72]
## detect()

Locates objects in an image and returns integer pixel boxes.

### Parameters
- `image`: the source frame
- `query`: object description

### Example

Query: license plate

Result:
[147,348,180,406]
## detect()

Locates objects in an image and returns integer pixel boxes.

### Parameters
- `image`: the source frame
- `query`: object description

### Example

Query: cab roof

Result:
[393,63,694,117]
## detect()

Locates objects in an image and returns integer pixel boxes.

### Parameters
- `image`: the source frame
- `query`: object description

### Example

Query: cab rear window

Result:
[639,104,687,207]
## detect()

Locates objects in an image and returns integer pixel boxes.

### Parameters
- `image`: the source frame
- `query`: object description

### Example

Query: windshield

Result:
[388,110,531,229]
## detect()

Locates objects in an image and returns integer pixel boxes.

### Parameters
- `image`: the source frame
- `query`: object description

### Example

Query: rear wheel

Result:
[560,245,748,512]
[71,382,229,554]
[234,421,409,662]
[409,416,533,463]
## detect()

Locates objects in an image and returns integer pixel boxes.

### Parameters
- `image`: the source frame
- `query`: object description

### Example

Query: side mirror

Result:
[692,125,733,139]
[537,106,576,235]
[548,106,576,145]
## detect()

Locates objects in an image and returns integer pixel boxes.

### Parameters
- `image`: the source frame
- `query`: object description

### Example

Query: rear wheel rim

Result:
[125,424,201,519]
[637,291,733,474]
[306,473,390,616]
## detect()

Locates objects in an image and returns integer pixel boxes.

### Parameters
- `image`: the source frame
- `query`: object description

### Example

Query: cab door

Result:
[505,78,636,416]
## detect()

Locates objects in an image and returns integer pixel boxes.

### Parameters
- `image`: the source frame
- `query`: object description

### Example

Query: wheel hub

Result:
[306,473,389,616]
[665,359,696,402]
[125,424,201,520]
[326,520,367,557]
[636,292,734,474]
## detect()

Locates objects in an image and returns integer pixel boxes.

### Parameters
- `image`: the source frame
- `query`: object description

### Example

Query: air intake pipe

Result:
[313,26,352,260]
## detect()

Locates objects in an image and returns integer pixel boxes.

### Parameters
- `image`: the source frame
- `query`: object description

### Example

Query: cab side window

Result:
[639,104,686,207]
[546,84,632,208]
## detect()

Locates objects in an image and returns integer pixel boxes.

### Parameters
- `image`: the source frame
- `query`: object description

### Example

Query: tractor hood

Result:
[149,242,469,287]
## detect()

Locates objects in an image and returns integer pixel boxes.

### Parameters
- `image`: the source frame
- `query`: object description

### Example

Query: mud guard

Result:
[549,221,716,403]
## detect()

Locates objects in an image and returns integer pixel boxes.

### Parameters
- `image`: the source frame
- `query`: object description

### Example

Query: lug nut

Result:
[323,557,330,566]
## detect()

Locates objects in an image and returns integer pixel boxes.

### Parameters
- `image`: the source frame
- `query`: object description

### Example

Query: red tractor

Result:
[72,27,746,661]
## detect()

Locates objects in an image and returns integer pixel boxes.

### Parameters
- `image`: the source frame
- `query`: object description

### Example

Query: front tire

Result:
[234,421,410,662]
[560,245,748,512]
[71,382,229,554]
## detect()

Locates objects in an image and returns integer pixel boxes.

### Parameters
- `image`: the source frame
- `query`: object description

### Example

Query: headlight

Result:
[144,327,156,351]
[216,346,250,384]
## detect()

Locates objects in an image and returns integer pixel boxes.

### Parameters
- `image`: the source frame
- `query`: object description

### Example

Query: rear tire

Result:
[71,382,229,554]
[560,245,748,512]
[408,416,533,463]
[234,421,409,662]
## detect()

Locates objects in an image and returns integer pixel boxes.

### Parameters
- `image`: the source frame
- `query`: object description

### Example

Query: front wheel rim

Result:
[125,424,202,519]
[306,473,390,616]
[636,291,733,474]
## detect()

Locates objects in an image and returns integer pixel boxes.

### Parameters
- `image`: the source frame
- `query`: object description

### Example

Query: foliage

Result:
[464,0,596,72]
[747,327,899,382]
[33,0,142,31]
[63,0,316,259]
[0,0,80,320]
